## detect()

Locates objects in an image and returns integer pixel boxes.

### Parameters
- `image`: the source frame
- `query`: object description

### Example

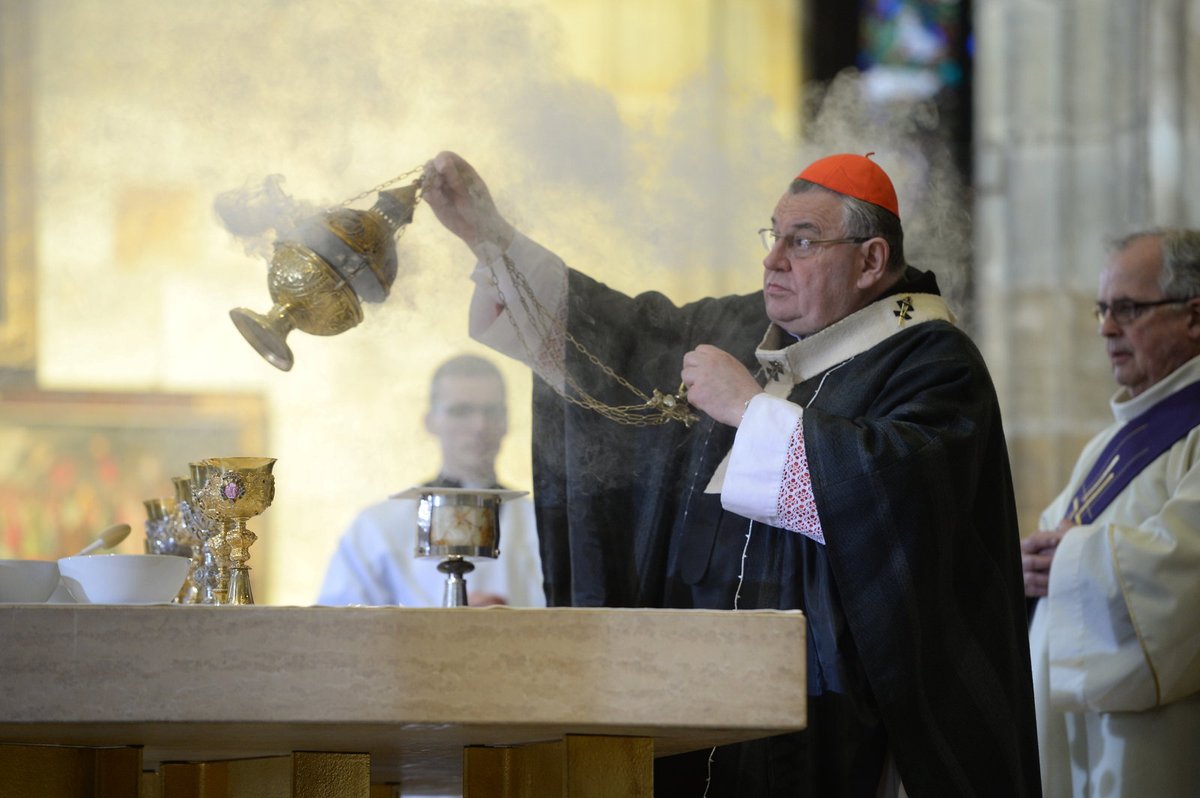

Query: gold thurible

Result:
[230,174,422,371]
[228,161,700,427]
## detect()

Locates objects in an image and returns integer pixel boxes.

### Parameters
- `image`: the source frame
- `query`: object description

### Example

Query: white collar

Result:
[755,292,955,384]
[1110,352,1200,423]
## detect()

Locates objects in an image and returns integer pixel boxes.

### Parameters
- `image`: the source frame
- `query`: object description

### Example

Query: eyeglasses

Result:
[758,228,870,260]
[440,402,506,422]
[1093,298,1189,325]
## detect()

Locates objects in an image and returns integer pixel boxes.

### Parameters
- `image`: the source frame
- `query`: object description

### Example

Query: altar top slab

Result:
[0,605,806,791]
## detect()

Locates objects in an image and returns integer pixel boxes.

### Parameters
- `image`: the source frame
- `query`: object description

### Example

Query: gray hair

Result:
[1111,229,1200,298]
[788,179,906,272]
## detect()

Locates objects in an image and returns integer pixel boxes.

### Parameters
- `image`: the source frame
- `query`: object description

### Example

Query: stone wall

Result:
[974,0,1200,531]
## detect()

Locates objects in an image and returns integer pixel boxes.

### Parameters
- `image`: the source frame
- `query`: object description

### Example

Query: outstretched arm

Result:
[423,152,518,335]
[422,151,569,382]
[422,151,515,260]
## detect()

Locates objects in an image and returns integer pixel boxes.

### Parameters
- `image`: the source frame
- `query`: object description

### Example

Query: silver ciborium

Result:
[229,180,421,371]
[143,491,198,604]
[170,475,204,604]
[392,487,526,607]
[190,460,227,604]
[142,497,177,555]
[196,457,276,605]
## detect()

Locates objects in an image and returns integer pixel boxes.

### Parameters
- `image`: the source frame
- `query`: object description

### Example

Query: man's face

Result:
[1097,236,1198,397]
[425,374,507,475]
[761,190,873,337]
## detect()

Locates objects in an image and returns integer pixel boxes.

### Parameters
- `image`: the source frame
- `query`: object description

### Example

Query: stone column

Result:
[974,0,1199,529]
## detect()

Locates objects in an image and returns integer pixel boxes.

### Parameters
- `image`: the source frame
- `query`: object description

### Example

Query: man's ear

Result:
[1185,297,1200,341]
[423,409,436,435]
[855,237,892,290]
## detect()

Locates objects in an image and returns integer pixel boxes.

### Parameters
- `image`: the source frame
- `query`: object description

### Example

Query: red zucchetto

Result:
[796,152,900,219]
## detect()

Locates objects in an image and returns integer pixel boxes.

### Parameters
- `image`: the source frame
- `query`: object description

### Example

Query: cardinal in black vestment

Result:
[422,150,1042,797]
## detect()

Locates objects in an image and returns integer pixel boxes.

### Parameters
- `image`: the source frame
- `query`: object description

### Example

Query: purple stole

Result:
[1065,378,1200,523]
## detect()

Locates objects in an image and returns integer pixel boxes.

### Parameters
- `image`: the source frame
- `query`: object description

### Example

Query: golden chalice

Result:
[230,180,421,371]
[196,457,276,605]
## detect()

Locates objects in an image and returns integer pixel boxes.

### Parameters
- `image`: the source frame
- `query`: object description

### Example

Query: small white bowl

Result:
[0,559,61,603]
[57,554,189,605]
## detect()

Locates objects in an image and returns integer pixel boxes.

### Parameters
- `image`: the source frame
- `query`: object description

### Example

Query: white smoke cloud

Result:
[213,2,968,323]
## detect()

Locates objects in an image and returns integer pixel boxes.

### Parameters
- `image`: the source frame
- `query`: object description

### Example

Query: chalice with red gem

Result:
[196,457,276,605]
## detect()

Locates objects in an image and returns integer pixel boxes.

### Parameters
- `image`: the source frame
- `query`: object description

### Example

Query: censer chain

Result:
[493,252,698,428]
[339,163,697,428]
[337,165,427,208]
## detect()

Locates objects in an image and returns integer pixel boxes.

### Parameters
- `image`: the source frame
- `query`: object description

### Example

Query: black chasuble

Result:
[530,267,1041,797]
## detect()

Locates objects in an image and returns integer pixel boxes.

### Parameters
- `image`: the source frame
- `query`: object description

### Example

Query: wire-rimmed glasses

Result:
[1093,298,1189,325]
[758,228,870,260]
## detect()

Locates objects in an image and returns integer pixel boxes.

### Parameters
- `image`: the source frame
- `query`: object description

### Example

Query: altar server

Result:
[318,354,544,608]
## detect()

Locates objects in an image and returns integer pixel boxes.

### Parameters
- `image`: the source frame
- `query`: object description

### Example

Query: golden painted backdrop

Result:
[0,0,804,603]
[0,392,265,562]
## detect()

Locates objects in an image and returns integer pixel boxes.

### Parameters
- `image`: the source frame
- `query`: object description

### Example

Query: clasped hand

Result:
[1020,518,1074,597]
[681,345,762,427]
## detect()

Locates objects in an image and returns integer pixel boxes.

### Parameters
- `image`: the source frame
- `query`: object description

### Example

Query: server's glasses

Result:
[1093,298,1188,325]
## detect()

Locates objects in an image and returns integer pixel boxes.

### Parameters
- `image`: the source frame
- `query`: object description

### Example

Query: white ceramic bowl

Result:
[0,559,61,603]
[57,554,189,604]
